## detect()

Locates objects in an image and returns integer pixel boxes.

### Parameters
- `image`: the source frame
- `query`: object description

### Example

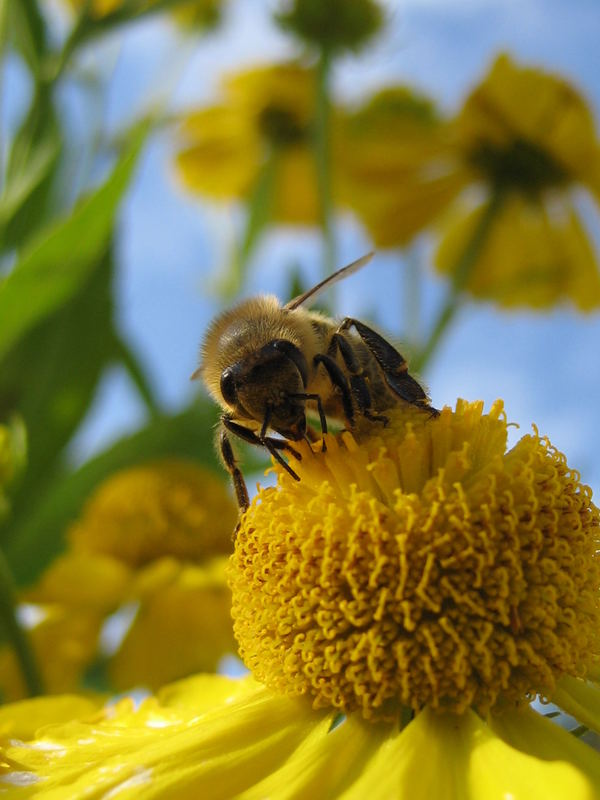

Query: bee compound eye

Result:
[220,369,238,405]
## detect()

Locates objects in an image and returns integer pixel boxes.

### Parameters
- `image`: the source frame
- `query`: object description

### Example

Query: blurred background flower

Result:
[434,54,600,312]
[0,461,237,700]
[175,62,321,224]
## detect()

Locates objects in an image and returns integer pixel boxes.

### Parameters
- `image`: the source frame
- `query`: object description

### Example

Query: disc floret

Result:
[229,400,600,721]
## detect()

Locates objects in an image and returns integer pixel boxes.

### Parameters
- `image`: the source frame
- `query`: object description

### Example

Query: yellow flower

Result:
[108,557,236,690]
[62,0,222,26]
[344,55,600,310]
[68,459,234,566]
[3,401,600,799]
[436,54,600,310]
[338,87,467,247]
[175,62,341,225]
[0,460,237,699]
[436,195,600,310]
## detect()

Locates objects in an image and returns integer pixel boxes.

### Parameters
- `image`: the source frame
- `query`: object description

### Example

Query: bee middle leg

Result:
[328,333,388,426]
[313,354,355,426]
[288,392,327,451]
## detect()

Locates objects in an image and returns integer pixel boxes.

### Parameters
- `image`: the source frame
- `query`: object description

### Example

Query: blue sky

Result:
[34,0,600,491]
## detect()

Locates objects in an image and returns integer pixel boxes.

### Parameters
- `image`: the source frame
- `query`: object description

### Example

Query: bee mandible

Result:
[195,254,437,512]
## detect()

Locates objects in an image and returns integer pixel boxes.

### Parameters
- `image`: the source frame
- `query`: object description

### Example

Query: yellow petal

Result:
[435,194,600,311]
[1,679,328,799]
[337,88,467,246]
[344,168,467,247]
[156,672,257,712]
[489,705,600,797]
[271,147,319,225]
[0,607,103,701]
[552,677,600,734]
[339,708,600,800]
[26,552,130,610]
[224,63,315,127]
[240,715,387,799]
[110,559,235,690]
[458,53,600,189]
[175,107,260,202]
[0,695,102,740]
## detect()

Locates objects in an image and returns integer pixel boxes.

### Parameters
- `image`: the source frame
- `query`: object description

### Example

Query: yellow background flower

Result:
[342,55,600,311]
[434,54,600,310]
[338,88,467,247]
[0,460,237,700]
[175,63,342,225]
[62,0,221,25]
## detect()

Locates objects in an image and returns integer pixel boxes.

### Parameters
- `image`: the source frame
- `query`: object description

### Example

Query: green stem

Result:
[412,191,504,373]
[217,154,278,299]
[0,546,43,696]
[0,0,8,189]
[49,0,204,82]
[314,48,336,280]
[112,332,162,417]
[404,244,422,349]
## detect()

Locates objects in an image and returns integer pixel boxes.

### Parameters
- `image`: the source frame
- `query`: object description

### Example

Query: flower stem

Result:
[49,0,200,82]
[412,191,503,373]
[217,154,278,299]
[404,244,422,348]
[314,48,336,280]
[0,547,43,696]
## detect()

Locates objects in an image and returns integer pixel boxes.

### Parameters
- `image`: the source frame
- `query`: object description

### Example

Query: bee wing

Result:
[285,252,374,310]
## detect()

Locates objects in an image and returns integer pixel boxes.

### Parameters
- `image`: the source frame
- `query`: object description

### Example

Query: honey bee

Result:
[195,254,436,511]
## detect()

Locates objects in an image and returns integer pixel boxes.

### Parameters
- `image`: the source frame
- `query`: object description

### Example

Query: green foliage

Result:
[6,0,48,78]
[0,131,145,362]
[0,248,115,504]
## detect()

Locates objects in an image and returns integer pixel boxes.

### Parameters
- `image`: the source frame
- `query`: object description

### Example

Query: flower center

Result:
[229,401,600,721]
[468,138,569,195]
[258,106,309,147]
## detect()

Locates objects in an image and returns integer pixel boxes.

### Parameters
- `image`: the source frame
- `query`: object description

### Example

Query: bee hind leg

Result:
[329,332,388,426]
[338,318,436,413]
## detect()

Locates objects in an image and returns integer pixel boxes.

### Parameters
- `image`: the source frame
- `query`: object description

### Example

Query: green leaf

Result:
[110,331,161,417]
[3,401,226,585]
[7,0,48,78]
[0,133,59,227]
[0,128,145,362]
[0,245,115,498]
[0,107,62,250]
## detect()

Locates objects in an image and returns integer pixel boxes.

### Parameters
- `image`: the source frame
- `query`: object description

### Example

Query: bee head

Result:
[220,339,308,441]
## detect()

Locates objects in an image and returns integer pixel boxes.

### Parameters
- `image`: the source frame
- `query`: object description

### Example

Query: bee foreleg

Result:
[219,426,250,513]
[338,318,433,411]
[222,415,301,483]
[223,416,301,461]
[288,392,327,451]
[313,354,355,426]
[329,333,388,426]
[263,440,301,481]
